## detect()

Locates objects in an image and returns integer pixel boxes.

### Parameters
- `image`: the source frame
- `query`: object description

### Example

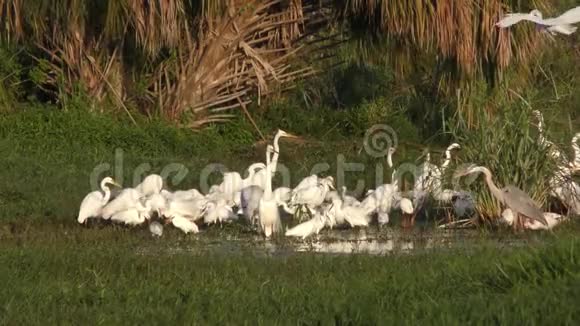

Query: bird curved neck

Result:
[101,180,112,203]
[272,133,282,170]
[572,134,580,163]
[387,151,393,168]
[480,168,504,204]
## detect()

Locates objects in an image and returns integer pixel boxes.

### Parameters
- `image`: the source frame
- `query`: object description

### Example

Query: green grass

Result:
[0,104,579,324]
[1,223,580,324]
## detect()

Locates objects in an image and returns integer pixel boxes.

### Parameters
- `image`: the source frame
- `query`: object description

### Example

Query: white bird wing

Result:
[101,189,143,219]
[544,6,580,25]
[294,175,318,192]
[78,191,105,223]
[285,219,315,238]
[291,186,321,204]
[547,24,577,35]
[168,198,207,220]
[496,13,543,27]
[171,216,199,234]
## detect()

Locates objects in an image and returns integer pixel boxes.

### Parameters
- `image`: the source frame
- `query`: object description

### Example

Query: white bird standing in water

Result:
[258,142,282,238]
[77,177,121,224]
[496,6,580,35]
[285,210,327,239]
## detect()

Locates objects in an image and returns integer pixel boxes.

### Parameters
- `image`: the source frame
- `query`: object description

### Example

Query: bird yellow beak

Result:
[284,132,300,139]
[111,180,122,188]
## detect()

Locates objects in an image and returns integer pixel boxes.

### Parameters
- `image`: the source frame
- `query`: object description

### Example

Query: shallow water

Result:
[137,225,531,257]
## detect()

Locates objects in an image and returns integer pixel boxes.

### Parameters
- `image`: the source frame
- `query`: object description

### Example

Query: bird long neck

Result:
[387,151,393,168]
[101,180,112,203]
[481,167,504,204]
[272,133,281,171]
[264,150,273,197]
[572,133,580,164]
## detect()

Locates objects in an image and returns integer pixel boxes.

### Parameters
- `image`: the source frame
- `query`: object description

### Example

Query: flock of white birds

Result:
[77,109,580,239]
[76,6,580,239]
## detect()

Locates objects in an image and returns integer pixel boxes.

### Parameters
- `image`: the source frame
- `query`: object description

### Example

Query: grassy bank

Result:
[1,225,580,324]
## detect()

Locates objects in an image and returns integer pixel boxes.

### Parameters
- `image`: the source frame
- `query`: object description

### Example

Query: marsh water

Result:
[135,222,536,258]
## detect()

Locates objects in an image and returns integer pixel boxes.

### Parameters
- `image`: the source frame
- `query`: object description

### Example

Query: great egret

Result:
[171,216,200,234]
[413,152,439,207]
[219,162,266,203]
[431,143,462,203]
[161,189,204,201]
[77,177,121,224]
[571,132,580,170]
[160,196,208,222]
[365,182,414,226]
[501,208,567,230]
[326,191,373,228]
[532,110,566,161]
[496,6,580,35]
[341,186,361,207]
[110,203,151,226]
[290,176,335,217]
[285,210,327,239]
[101,188,148,220]
[258,142,282,238]
[149,221,164,237]
[386,147,396,168]
[240,185,264,223]
[250,129,299,188]
[453,164,548,230]
[548,165,580,216]
[136,174,163,196]
[203,199,237,225]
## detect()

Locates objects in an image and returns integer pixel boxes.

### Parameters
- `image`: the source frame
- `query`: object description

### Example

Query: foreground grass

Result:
[1,226,580,324]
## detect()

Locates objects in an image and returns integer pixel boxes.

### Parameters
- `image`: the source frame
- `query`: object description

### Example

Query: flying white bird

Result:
[77,177,121,224]
[496,6,580,35]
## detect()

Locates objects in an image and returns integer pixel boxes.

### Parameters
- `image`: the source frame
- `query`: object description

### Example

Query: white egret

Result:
[258,143,282,238]
[290,176,335,216]
[285,211,327,239]
[496,6,580,35]
[532,110,566,161]
[110,202,151,226]
[571,132,580,170]
[160,196,208,222]
[77,177,121,224]
[501,208,567,230]
[101,188,148,220]
[219,162,266,202]
[549,165,580,216]
[240,185,264,223]
[136,174,163,196]
[171,216,200,234]
[204,199,237,225]
[250,129,299,188]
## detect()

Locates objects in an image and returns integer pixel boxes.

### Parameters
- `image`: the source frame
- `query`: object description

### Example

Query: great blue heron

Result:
[77,177,121,224]
[453,164,548,230]
[496,6,580,35]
